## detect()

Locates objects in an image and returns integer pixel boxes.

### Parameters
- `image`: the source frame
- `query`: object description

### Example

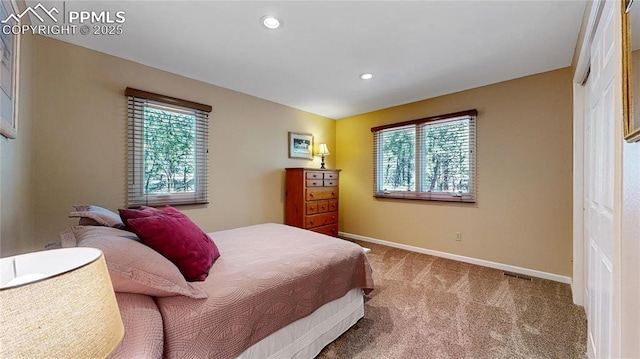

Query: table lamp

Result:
[0,247,124,358]
[317,143,330,169]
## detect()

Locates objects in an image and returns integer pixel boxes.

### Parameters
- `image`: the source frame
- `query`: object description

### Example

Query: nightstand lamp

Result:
[317,143,330,169]
[0,247,124,358]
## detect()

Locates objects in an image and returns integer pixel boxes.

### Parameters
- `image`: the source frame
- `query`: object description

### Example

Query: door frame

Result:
[572,0,605,307]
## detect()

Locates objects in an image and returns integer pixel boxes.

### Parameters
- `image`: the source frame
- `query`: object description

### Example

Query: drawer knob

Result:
[309,193,314,197]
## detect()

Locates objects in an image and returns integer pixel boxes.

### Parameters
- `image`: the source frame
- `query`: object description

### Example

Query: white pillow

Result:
[69,205,125,229]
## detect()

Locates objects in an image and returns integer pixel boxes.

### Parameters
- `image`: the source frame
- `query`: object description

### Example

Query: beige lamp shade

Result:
[317,143,330,169]
[0,247,124,358]
[317,143,331,156]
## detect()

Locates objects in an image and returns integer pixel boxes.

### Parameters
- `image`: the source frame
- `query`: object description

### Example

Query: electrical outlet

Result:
[455,232,462,241]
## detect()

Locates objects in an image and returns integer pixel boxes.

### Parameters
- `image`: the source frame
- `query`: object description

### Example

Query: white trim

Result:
[340,231,572,284]
[574,0,605,84]
[572,82,586,306]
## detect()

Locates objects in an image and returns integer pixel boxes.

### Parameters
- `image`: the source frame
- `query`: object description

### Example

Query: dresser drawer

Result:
[306,188,338,201]
[324,172,339,180]
[310,223,338,237]
[306,202,318,214]
[307,200,330,215]
[323,179,338,187]
[304,212,337,228]
[306,171,324,180]
[306,179,323,187]
[317,200,329,213]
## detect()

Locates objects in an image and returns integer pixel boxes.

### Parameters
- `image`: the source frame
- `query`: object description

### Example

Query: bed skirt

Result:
[237,288,364,359]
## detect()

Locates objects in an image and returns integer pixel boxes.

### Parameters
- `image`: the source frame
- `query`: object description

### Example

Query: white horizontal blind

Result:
[420,115,475,202]
[127,95,209,207]
[372,110,477,202]
[373,124,416,196]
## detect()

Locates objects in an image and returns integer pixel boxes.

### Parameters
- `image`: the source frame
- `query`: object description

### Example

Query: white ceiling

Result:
[31,0,586,119]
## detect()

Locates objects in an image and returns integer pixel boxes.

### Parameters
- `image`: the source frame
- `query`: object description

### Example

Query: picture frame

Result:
[288,132,314,160]
[623,0,640,142]
[0,0,20,139]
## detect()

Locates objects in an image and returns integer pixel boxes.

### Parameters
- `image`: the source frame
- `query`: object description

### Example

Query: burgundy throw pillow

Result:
[119,206,162,228]
[125,206,220,281]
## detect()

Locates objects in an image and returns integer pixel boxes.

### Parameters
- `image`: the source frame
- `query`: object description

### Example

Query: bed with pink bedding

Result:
[65,222,373,359]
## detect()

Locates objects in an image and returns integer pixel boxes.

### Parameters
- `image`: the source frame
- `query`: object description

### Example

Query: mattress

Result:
[155,223,374,359]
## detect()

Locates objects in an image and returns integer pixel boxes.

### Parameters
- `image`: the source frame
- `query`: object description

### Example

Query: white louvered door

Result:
[584,1,616,358]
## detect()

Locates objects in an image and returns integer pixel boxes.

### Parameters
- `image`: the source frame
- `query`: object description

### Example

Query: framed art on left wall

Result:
[0,0,20,139]
[288,132,314,160]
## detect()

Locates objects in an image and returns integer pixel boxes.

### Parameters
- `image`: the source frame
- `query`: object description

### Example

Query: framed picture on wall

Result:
[0,0,21,139]
[288,132,314,160]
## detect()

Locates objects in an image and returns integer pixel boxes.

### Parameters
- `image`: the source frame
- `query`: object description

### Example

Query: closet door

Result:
[584,1,617,357]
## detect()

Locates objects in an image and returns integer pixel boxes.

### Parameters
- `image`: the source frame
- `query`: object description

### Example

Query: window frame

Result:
[372,109,477,203]
[125,87,212,207]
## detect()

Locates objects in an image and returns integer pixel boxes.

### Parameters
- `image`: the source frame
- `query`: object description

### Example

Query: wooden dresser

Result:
[285,168,341,236]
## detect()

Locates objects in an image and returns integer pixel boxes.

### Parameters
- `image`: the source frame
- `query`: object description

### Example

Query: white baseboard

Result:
[340,231,572,284]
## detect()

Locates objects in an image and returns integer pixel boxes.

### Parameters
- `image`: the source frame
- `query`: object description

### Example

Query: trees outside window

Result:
[143,107,196,195]
[126,88,211,207]
[373,110,476,202]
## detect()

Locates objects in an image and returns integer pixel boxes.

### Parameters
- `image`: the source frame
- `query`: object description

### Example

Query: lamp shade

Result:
[0,247,124,358]
[317,143,330,156]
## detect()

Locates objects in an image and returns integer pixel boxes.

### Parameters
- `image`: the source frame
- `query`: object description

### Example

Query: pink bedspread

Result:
[155,223,374,359]
[109,293,163,359]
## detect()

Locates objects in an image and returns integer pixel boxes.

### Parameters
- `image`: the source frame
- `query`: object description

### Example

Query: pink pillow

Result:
[125,206,220,281]
[66,226,207,298]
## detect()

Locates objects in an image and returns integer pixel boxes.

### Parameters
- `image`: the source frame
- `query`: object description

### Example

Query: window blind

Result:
[373,124,417,194]
[126,88,211,207]
[372,109,477,203]
[420,115,475,202]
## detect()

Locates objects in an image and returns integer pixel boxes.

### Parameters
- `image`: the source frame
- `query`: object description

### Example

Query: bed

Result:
[62,218,373,359]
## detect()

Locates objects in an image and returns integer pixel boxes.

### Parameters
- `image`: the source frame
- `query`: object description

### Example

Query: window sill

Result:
[374,193,475,203]
[127,200,209,208]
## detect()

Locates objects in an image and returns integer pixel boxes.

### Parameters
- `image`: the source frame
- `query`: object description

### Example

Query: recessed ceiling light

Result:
[360,73,374,80]
[261,16,281,29]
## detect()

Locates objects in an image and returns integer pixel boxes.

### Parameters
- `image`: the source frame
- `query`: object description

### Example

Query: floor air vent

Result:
[503,272,533,281]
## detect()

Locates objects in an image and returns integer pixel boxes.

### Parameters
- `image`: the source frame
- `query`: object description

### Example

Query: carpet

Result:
[317,241,587,359]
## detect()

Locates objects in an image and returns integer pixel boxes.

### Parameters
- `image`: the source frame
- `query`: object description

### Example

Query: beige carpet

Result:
[317,241,587,359]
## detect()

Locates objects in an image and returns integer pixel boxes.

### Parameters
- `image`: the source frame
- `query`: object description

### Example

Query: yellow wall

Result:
[337,68,574,276]
[0,30,35,257]
[1,34,574,279]
[27,35,335,246]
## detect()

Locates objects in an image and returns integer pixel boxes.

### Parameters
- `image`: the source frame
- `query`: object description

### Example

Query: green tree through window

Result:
[381,126,415,191]
[143,108,196,194]
[423,119,470,193]
[373,110,476,202]
[126,87,211,207]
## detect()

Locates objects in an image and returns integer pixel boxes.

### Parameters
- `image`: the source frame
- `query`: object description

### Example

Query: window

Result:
[372,109,477,202]
[125,88,212,207]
